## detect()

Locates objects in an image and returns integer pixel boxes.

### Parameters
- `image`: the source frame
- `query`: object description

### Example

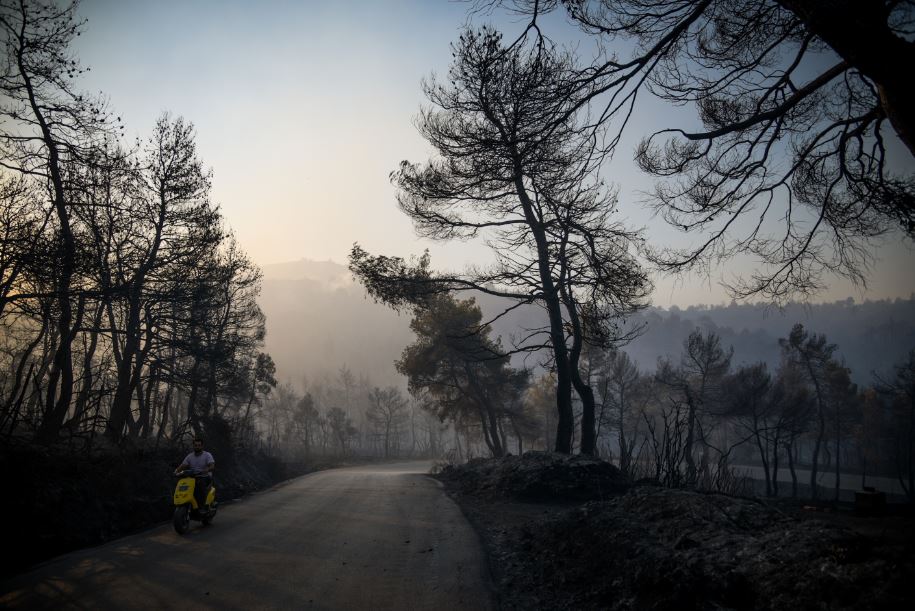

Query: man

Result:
[175,437,215,510]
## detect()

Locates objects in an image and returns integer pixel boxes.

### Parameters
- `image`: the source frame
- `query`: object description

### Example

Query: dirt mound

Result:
[438,455,914,610]
[437,451,629,501]
[539,488,913,609]
[474,485,914,610]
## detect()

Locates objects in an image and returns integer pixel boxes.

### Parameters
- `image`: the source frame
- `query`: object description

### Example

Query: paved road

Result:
[0,462,493,610]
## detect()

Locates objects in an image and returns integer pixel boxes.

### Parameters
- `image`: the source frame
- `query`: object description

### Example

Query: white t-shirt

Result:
[182,450,215,474]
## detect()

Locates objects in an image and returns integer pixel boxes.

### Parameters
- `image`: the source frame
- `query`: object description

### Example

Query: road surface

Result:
[0,462,493,610]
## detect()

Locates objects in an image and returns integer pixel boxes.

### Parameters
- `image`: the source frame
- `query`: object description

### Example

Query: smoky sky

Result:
[71,0,915,307]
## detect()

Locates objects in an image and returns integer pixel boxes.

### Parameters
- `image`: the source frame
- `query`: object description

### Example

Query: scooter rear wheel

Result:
[201,503,217,525]
[173,505,190,534]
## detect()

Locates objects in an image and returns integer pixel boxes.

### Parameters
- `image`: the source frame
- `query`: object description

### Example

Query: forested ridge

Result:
[261,258,915,387]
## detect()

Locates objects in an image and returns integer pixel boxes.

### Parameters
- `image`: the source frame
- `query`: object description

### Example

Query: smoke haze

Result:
[260,259,915,388]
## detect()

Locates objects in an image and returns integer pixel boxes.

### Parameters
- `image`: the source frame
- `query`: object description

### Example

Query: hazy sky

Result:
[73,0,915,307]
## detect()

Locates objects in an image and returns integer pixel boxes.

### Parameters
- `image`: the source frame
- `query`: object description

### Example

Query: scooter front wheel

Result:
[173,505,190,534]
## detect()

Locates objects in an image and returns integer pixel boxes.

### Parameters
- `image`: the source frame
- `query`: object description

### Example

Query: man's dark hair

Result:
[194,436,204,443]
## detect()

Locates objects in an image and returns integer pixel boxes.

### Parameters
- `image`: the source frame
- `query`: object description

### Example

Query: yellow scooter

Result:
[172,470,217,534]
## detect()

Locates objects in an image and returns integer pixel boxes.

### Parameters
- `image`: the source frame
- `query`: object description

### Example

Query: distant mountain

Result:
[258,259,915,388]
[624,300,915,383]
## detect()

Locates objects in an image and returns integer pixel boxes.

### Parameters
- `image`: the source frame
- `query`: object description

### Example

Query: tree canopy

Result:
[483,0,915,300]
[351,27,648,454]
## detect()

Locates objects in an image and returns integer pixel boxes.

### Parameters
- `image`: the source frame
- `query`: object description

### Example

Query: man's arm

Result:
[174,460,189,475]
[205,454,215,474]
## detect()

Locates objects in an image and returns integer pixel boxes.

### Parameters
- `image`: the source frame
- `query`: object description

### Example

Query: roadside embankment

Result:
[437,452,915,610]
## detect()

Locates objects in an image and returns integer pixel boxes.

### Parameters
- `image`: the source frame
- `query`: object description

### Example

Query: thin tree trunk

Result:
[804,357,827,500]
[70,301,105,429]
[108,294,142,439]
[771,430,781,497]
[683,386,698,485]
[787,440,799,498]
[1,318,47,432]
[756,431,772,497]
[19,47,77,444]
[561,284,598,455]
[834,405,841,502]
[513,171,574,453]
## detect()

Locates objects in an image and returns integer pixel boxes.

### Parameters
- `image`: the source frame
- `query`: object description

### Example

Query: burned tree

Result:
[480,0,915,300]
[779,323,837,499]
[875,349,915,502]
[366,386,409,458]
[104,114,214,441]
[655,329,733,486]
[396,295,528,458]
[350,27,648,454]
[0,0,120,441]
[724,363,778,495]
[595,349,653,474]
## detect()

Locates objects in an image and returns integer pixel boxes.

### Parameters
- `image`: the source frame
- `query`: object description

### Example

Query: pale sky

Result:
[73,0,915,307]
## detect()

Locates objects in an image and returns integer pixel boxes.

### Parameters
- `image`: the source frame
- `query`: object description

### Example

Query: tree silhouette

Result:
[481,0,915,300]
[656,329,733,485]
[366,386,409,458]
[396,295,528,458]
[779,323,838,499]
[724,363,777,494]
[875,349,915,501]
[1,0,120,441]
[595,349,652,475]
[351,27,648,454]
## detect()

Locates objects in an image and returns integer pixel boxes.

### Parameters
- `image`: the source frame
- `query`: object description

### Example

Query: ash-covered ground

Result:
[436,452,914,610]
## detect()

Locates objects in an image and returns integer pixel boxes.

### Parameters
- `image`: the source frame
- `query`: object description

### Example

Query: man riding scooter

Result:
[174,436,215,510]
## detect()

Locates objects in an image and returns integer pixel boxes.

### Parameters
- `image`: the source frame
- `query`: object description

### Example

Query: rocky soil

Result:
[437,452,915,610]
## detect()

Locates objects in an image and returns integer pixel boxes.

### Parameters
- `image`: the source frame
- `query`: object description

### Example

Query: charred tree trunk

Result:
[755,421,773,497]
[786,439,799,498]
[513,172,574,453]
[806,361,827,501]
[778,0,915,159]
[107,292,143,439]
[38,294,85,442]
[683,386,698,485]
[771,431,781,497]
[560,284,598,456]
[18,47,77,444]
[186,359,203,435]
[69,301,106,430]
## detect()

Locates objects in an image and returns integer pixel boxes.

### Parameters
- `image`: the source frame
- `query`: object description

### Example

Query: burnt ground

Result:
[435,452,915,611]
